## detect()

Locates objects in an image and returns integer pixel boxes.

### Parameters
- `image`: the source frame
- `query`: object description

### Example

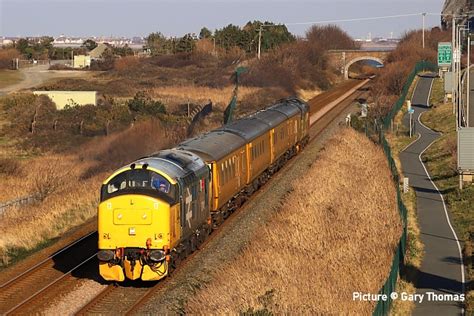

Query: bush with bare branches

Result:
[0,48,19,69]
[80,119,186,177]
[114,56,140,71]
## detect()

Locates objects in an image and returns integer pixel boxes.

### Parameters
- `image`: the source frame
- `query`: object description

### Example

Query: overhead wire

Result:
[283,13,431,26]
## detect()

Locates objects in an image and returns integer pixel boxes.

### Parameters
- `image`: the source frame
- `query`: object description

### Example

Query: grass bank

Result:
[186,128,402,314]
[421,77,473,313]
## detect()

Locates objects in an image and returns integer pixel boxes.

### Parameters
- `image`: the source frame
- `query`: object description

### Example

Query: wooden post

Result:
[30,104,40,133]
[105,120,111,136]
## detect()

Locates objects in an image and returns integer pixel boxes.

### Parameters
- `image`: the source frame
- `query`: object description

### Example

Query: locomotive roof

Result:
[133,149,207,181]
[177,130,246,162]
[269,99,303,117]
[218,116,271,142]
[252,109,288,127]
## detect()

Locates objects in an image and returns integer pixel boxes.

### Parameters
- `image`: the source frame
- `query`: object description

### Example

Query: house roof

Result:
[89,43,108,59]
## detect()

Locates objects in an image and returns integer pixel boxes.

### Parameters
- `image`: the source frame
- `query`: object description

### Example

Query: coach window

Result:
[220,164,225,185]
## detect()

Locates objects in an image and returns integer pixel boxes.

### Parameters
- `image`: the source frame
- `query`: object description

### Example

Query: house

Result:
[73,55,91,68]
[33,91,97,110]
[89,43,109,60]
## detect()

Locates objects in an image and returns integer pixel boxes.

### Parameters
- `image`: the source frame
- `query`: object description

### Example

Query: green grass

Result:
[0,237,59,270]
[386,136,423,316]
[386,76,424,316]
[421,78,473,314]
[0,69,23,89]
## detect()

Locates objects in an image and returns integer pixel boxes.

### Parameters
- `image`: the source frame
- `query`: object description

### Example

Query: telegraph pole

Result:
[452,16,456,114]
[468,34,470,127]
[422,13,426,49]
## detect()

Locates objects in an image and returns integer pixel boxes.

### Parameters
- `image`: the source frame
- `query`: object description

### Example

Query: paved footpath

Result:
[400,75,465,316]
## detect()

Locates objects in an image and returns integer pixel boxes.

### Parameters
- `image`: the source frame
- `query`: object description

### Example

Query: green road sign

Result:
[438,42,452,66]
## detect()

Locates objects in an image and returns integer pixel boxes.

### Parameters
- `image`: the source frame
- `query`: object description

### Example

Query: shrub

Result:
[127,91,166,116]
[0,48,20,69]
[80,119,186,177]
[114,56,140,71]
[0,158,22,176]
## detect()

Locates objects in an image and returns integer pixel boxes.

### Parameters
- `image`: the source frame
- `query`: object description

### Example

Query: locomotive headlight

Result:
[149,250,166,262]
[97,250,114,262]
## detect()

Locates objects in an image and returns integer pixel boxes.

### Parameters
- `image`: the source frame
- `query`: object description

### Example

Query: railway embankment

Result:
[179,128,401,314]
[123,125,401,313]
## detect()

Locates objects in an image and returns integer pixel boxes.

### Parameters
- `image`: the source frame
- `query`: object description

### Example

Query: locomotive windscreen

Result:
[100,169,178,204]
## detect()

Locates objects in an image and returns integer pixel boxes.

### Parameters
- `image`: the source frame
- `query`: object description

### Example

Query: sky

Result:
[0,0,445,39]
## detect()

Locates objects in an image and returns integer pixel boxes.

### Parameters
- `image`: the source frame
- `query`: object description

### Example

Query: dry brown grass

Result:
[0,119,185,266]
[148,85,261,112]
[114,56,141,72]
[0,154,105,265]
[78,119,185,177]
[186,128,402,314]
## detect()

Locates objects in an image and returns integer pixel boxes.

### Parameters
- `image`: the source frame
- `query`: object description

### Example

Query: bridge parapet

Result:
[326,50,391,79]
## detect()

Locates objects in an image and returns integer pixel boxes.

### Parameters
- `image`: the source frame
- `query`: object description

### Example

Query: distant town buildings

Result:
[52,35,145,49]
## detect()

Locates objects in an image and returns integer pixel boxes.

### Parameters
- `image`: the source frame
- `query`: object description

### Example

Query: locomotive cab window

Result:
[101,169,177,204]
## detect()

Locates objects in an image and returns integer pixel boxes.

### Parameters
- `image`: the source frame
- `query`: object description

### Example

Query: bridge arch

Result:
[344,56,384,80]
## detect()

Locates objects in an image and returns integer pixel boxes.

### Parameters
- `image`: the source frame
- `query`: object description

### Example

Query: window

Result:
[151,173,170,193]
[101,169,176,203]
[221,164,225,185]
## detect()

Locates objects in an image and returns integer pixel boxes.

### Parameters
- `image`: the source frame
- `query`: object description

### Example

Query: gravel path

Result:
[0,65,89,95]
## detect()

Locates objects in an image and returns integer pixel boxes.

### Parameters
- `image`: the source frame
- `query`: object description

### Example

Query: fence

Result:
[382,61,438,129]
[0,194,39,215]
[372,61,437,315]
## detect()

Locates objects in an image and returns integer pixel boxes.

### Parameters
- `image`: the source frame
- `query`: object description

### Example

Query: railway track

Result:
[0,232,97,315]
[75,79,372,315]
[76,177,252,315]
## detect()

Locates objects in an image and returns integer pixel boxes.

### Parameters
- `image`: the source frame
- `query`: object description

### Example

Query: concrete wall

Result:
[33,91,97,110]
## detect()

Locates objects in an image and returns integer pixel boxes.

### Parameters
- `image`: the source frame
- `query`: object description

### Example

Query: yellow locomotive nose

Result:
[98,194,173,281]
[98,195,170,249]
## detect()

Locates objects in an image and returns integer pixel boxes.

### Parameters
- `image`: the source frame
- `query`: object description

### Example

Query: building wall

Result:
[73,55,91,68]
[33,91,97,110]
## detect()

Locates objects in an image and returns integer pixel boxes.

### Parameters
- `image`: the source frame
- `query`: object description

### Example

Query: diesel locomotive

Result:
[97,97,310,281]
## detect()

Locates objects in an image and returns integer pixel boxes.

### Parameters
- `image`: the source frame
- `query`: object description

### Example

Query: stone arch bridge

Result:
[326,50,391,79]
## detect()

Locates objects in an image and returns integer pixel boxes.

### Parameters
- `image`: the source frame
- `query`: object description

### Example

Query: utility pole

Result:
[468,34,471,127]
[452,16,456,114]
[422,13,426,49]
[213,37,216,57]
[257,25,263,60]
